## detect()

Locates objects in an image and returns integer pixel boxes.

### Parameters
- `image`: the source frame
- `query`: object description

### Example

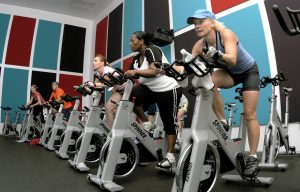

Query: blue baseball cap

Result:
[187,9,216,24]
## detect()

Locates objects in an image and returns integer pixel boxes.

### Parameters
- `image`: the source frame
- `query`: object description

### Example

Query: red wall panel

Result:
[5,16,36,67]
[211,0,248,14]
[95,16,108,56]
[59,74,83,97]
[123,57,133,71]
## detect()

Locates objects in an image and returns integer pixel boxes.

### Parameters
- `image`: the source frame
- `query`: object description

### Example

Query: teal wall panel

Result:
[0,13,10,64]
[1,68,28,122]
[33,20,61,70]
[172,0,206,31]
[123,0,143,56]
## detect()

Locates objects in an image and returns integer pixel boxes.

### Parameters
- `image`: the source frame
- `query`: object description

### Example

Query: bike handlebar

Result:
[1,106,12,111]
[94,68,137,87]
[61,94,80,102]
[155,53,223,81]
[74,83,103,97]
[260,72,287,88]
[48,100,63,107]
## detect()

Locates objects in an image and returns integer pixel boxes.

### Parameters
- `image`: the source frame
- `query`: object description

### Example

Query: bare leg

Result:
[177,109,185,138]
[212,87,225,120]
[167,135,177,153]
[133,106,148,122]
[105,91,122,129]
[243,91,260,155]
[211,69,234,120]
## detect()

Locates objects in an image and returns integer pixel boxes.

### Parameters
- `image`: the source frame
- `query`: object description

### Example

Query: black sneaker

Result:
[220,121,230,132]
[243,156,259,178]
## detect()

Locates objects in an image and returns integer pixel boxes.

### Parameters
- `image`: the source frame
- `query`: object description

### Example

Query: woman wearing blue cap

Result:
[187,9,261,177]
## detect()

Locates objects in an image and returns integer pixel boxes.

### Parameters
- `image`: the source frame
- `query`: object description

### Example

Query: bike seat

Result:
[283,87,292,93]
[225,102,236,107]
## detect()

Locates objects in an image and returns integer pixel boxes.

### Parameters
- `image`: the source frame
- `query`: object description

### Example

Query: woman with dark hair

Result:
[26,84,46,126]
[125,31,182,169]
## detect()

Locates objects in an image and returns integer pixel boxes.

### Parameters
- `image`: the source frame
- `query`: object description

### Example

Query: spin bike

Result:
[56,94,85,159]
[17,107,43,142]
[1,107,19,137]
[259,73,295,171]
[68,83,109,171]
[45,100,67,151]
[39,103,55,147]
[160,49,273,192]
[17,105,30,139]
[87,69,169,192]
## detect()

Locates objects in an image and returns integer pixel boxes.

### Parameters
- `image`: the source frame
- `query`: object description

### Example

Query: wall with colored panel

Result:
[0,4,92,122]
[264,0,300,123]
[93,0,282,127]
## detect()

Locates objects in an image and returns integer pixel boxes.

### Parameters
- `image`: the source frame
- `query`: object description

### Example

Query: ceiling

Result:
[0,0,112,20]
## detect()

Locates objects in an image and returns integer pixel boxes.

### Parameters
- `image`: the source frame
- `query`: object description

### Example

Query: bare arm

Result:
[31,95,43,107]
[217,29,238,67]
[26,97,33,106]
[94,78,107,88]
[135,63,157,77]
[192,39,204,56]
[125,63,158,78]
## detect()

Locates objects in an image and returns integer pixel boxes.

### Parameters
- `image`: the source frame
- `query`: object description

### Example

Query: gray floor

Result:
[1,137,300,192]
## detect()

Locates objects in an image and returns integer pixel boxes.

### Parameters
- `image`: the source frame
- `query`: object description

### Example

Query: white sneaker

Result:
[142,121,155,133]
[158,153,176,168]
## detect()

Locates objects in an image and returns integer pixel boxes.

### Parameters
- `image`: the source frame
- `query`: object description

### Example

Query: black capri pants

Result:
[131,85,182,135]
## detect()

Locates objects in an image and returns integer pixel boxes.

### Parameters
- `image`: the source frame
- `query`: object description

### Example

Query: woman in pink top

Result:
[26,84,46,126]
[92,54,125,128]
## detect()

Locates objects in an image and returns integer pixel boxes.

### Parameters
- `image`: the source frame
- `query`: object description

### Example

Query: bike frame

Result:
[88,79,167,191]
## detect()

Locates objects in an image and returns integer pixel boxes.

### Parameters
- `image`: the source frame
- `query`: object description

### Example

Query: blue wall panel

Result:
[161,44,172,63]
[33,20,61,70]
[219,4,271,125]
[123,0,142,56]
[0,13,10,64]
[172,0,206,31]
[1,68,28,122]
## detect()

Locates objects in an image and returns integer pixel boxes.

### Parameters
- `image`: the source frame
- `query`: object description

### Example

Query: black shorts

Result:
[131,85,182,135]
[228,63,260,91]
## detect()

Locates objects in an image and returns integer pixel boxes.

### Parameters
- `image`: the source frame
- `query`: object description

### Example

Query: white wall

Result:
[0,3,94,108]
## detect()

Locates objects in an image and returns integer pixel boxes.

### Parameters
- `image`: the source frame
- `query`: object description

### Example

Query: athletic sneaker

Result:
[142,121,155,133]
[220,120,230,132]
[157,153,176,168]
[243,156,259,177]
